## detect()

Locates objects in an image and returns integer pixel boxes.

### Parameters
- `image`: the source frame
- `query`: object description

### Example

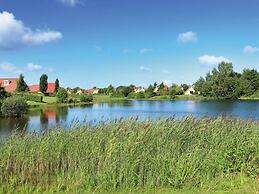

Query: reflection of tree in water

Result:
[0,116,29,138]
[107,100,133,107]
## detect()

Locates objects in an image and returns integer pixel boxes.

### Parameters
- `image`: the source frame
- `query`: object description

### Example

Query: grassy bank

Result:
[0,117,259,193]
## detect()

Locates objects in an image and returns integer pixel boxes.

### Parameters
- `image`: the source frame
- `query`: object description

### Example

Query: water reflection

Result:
[0,100,258,138]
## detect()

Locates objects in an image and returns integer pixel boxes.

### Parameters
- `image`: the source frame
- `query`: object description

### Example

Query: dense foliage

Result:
[55,78,60,93]
[0,118,258,193]
[79,93,93,102]
[195,62,259,99]
[56,88,68,103]
[39,74,48,94]
[1,97,28,117]
[12,93,43,103]
[16,74,28,92]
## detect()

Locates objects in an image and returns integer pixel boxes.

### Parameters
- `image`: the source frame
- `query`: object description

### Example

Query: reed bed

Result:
[0,117,259,193]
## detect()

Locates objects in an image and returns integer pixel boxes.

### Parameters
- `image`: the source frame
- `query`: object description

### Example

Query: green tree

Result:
[55,78,60,93]
[0,87,8,100]
[56,88,68,103]
[16,74,28,92]
[39,74,48,94]
[106,85,114,95]
[1,97,28,117]
[80,93,93,102]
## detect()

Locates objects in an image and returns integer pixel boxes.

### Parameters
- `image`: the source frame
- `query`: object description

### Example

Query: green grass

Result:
[0,117,259,193]
[94,94,127,102]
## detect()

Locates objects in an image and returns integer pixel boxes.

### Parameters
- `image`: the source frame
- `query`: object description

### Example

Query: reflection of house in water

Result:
[40,107,69,130]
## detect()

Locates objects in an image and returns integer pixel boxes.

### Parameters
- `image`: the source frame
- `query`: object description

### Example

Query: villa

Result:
[184,86,196,95]
[134,87,145,93]
[0,78,18,92]
[76,89,99,95]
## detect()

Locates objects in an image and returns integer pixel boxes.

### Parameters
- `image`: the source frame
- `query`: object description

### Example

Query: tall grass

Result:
[0,117,259,193]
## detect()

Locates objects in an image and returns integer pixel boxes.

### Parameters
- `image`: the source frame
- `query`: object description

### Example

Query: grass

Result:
[0,117,259,193]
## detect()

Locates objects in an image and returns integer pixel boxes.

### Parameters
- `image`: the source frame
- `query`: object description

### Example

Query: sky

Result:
[0,0,259,88]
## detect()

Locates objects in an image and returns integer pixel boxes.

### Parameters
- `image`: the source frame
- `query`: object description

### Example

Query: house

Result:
[153,85,169,93]
[134,87,145,93]
[0,78,18,92]
[84,89,99,94]
[76,89,84,95]
[184,86,196,95]
[28,83,56,95]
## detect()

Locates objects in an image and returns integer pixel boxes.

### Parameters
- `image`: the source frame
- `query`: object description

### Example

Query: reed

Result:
[0,117,258,193]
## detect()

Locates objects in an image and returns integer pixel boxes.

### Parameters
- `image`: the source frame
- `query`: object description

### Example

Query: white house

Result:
[134,87,145,93]
[184,86,196,95]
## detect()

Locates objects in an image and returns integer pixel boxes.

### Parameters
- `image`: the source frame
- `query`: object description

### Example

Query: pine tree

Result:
[39,74,48,94]
[55,78,60,93]
[16,74,28,92]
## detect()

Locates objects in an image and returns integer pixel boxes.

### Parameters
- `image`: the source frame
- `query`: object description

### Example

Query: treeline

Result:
[98,83,190,99]
[195,62,259,99]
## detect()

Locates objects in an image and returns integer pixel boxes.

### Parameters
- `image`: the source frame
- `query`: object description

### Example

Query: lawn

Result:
[0,117,258,193]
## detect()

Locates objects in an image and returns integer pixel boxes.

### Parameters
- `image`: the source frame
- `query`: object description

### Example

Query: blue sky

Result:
[0,0,259,88]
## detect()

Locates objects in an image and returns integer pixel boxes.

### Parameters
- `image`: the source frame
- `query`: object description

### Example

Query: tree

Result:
[55,78,60,93]
[1,97,28,117]
[0,87,8,100]
[181,84,189,92]
[56,88,68,103]
[106,85,114,95]
[80,93,93,102]
[16,74,28,92]
[39,74,48,94]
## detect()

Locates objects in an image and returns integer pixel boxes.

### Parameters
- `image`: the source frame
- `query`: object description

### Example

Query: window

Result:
[3,80,11,86]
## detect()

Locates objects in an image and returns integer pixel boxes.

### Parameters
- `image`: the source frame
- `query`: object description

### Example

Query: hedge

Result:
[12,93,43,103]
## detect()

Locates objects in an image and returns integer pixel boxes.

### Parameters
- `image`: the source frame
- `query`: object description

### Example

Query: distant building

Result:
[28,83,56,95]
[134,87,145,93]
[0,78,18,92]
[184,86,196,95]
[84,89,99,94]
[153,85,169,93]
[76,89,99,95]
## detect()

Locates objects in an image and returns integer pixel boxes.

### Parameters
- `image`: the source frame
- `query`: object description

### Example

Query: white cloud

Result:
[58,0,79,6]
[27,63,43,71]
[0,11,62,50]
[140,48,153,54]
[178,31,197,44]
[198,55,231,66]
[243,45,259,54]
[140,66,152,72]
[0,62,23,74]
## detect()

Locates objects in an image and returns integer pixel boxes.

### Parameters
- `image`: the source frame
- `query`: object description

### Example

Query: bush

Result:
[13,93,43,102]
[80,94,93,103]
[1,97,28,117]
[56,88,68,103]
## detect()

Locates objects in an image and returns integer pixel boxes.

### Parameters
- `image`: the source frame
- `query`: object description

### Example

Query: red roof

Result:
[29,83,55,94]
[28,85,39,92]
[84,89,99,94]
[46,83,55,94]
[0,78,18,92]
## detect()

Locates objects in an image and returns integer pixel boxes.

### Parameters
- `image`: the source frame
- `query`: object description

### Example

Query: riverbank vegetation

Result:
[0,117,258,193]
[195,62,259,99]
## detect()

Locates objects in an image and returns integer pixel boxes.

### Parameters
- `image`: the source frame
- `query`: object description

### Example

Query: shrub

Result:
[1,97,28,117]
[13,93,43,102]
[80,94,93,103]
[56,88,68,103]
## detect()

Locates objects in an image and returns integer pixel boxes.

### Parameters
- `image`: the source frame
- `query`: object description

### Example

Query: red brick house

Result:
[28,83,56,94]
[0,78,18,92]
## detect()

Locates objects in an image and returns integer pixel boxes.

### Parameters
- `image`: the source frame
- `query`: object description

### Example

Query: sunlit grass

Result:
[0,117,258,193]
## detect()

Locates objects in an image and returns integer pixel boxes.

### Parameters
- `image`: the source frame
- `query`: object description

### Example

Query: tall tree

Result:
[55,78,60,93]
[16,74,28,92]
[39,74,48,94]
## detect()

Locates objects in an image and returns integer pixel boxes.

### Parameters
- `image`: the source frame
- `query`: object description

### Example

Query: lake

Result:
[0,100,259,138]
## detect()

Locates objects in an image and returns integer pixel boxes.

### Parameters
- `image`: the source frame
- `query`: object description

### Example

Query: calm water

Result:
[0,100,259,138]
